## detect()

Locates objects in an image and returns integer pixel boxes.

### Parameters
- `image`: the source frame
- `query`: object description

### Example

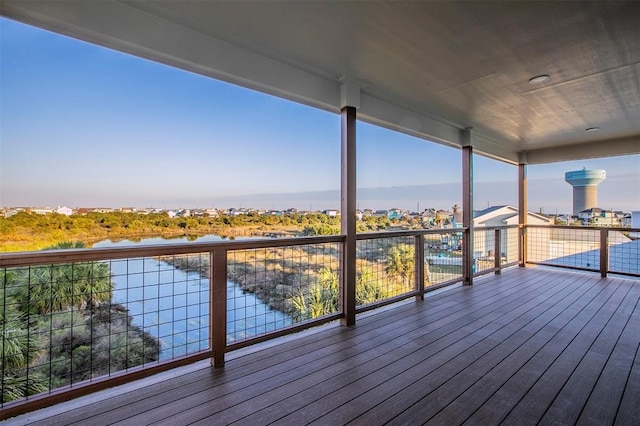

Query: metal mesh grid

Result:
[473,228,495,274]
[608,234,639,276]
[111,254,210,361]
[505,227,520,264]
[471,228,518,273]
[355,236,416,307]
[1,254,212,405]
[423,232,463,286]
[527,227,600,271]
[227,242,341,343]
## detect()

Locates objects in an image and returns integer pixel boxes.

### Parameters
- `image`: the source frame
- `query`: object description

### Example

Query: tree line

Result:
[0,211,398,252]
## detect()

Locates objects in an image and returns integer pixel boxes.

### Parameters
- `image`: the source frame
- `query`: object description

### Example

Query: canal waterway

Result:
[94,236,292,360]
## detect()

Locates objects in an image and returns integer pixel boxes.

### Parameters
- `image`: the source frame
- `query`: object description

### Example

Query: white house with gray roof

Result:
[473,206,552,261]
[473,205,552,227]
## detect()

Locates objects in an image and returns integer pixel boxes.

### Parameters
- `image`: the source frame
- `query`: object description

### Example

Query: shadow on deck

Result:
[7,267,640,425]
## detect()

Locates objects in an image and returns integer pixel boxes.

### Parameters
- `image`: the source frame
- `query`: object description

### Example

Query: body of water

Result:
[94,236,292,360]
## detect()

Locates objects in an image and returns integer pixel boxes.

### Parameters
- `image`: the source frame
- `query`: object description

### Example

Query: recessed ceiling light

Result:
[585,127,601,132]
[529,74,551,84]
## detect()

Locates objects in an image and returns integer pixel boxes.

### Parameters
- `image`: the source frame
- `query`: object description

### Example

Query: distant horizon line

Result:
[2,204,636,217]
[2,178,637,214]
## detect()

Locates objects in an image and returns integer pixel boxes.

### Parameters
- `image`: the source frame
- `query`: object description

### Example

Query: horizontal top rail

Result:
[474,225,520,231]
[0,235,346,267]
[526,225,639,232]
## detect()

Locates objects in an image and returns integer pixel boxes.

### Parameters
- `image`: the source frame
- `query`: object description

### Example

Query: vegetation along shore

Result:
[0,211,397,252]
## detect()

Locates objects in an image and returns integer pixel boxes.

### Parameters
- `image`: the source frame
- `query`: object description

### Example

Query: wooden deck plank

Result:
[577,293,640,425]
[278,270,587,425]
[499,278,633,425]
[456,277,628,425]
[386,274,604,425]
[4,268,638,426]
[351,274,610,426]
[615,341,640,425]
[539,281,640,425]
[425,276,604,425]
[461,278,639,425]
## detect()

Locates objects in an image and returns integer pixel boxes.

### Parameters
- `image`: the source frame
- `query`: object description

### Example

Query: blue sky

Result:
[1,18,638,213]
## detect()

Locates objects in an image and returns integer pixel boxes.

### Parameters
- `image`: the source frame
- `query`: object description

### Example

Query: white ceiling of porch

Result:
[2,0,639,164]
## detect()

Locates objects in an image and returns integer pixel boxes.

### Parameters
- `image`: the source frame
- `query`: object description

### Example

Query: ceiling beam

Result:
[524,136,640,164]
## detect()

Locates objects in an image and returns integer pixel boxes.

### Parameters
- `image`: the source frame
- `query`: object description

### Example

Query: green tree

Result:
[302,224,340,236]
[385,244,415,285]
[13,262,112,316]
[0,286,47,402]
[356,266,389,305]
[290,268,338,321]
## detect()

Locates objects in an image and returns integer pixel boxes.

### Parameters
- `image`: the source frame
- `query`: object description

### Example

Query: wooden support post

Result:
[519,163,528,267]
[415,234,425,300]
[462,137,474,285]
[600,228,609,277]
[340,105,357,326]
[494,228,502,274]
[210,249,227,367]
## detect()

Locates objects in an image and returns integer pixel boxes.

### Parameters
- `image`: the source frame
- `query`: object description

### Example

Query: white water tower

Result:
[564,168,606,215]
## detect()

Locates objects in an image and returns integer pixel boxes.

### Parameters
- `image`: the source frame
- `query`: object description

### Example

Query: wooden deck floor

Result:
[7,267,640,425]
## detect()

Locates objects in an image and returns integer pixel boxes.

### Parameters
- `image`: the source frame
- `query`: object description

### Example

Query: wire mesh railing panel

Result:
[226,242,341,343]
[0,253,213,406]
[505,227,520,264]
[527,227,600,271]
[472,227,519,273]
[133,253,210,360]
[423,231,464,286]
[355,235,416,307]
[609,232,640,276]
[473,229,495,274]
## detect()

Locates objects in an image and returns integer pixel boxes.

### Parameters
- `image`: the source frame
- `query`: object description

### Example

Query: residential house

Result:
[3,209,20,218]
[372,210,388,217]
[93,208,115,213]
[388,208,403,220]
[55,206,73,216]
[30,207,53,215]
[473,205,552,228]
[578,208,620,226]
[473,205,553,259]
